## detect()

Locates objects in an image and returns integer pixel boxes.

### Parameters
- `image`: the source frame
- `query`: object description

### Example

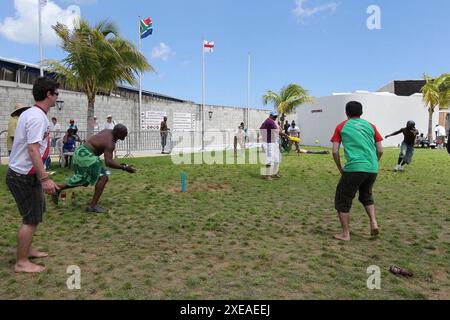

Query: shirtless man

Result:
[52,124,136,213]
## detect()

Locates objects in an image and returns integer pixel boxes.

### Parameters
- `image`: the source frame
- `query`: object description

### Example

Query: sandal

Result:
[389,265,413,277]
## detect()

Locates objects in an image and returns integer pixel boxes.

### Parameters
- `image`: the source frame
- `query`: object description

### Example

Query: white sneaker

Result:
[394,165,400,171]
[398,165,404,171]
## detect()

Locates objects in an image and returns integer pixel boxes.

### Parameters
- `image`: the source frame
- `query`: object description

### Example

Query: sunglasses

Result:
[53,91,59,96]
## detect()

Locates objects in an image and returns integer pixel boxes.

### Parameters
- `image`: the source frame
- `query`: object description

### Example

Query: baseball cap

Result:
[270,111,278,117]
[107,115,112,118]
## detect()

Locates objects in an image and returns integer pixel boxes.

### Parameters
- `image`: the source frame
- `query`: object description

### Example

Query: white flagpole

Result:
[38,0,44,76]
[202,38,205,151]
[138,16,142,132]
[247,52,251,129]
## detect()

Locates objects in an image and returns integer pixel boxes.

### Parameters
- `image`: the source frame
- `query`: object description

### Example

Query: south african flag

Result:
[140,17,153,39]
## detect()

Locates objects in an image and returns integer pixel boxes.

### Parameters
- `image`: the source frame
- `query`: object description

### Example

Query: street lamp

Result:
[208,110,213,120]
[56,100,64,111]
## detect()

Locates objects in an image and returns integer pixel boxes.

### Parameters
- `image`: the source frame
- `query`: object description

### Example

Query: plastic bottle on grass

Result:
[61,191,67,206]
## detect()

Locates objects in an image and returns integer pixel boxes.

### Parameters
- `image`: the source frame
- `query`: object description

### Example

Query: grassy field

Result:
[0,147,449,300]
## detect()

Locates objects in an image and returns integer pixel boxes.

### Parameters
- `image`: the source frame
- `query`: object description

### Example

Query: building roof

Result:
[377,80,426,96]
[0,56,189,103]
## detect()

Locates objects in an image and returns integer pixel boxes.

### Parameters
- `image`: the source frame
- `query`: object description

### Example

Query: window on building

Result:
[0,67,14,81]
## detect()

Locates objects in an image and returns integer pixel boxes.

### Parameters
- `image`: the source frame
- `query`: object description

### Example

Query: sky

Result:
[0,0,449,109]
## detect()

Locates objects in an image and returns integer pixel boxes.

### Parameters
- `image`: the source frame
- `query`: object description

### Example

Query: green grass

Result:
[0,148,449,299]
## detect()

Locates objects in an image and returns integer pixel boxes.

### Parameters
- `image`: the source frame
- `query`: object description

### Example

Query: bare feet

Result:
[333,234,351,241]
[14,261,46,273]
[29,249,49,259]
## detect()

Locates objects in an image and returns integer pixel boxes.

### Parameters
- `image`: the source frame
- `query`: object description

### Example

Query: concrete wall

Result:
[0,80,269,133]
[0,81,271,155]
[297,92,440,147]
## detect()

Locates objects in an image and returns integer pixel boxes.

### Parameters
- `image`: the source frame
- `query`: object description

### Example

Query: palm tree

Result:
[421,74,450,141]
[262,84,314,124]
[48,19,153,138]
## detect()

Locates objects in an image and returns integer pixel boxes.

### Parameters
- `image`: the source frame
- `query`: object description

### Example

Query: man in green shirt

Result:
[330,101,384,241]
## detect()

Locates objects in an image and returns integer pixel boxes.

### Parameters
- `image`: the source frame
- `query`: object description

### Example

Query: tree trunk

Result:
[87,95,95,139]
[427,107,434,142]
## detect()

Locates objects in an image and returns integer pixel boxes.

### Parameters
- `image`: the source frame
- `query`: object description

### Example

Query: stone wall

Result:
[0,81,271,155]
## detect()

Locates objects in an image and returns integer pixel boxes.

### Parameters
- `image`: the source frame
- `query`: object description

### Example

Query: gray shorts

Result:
[6,168,46,225]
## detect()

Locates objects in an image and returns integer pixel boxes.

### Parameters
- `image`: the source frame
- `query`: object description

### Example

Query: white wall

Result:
[297,92,440,147]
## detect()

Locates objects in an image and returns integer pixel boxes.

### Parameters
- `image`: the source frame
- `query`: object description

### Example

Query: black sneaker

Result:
[86,206,109,213]
[52,190,61,205]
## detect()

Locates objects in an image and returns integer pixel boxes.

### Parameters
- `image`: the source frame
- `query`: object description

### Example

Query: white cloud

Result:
[61,0,98,5]
[151,42,174,61]
[0,0,81,45]
[292,0,338,20]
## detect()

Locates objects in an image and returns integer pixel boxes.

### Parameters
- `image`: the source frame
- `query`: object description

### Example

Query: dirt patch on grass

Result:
[168,182,231,193]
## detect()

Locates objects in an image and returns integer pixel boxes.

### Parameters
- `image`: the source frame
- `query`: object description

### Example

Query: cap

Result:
[107,115,112,118]
[270,111,278,117]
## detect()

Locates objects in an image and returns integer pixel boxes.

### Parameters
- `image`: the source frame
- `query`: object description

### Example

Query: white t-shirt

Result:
[288,126,301,136]
[104,121,115,130]
[50,122,61,138]
[436,125,446,137]
[9,106,50,174]
[235,128,246,141]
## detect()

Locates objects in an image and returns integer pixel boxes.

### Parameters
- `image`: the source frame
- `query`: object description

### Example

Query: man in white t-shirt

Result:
[49,117,62,148]
[104,115,116,130]
[93,116,100,132]
[234,122,246,156]
[435,124,446,149]
[288,121,301,155]
[6,77,60,273]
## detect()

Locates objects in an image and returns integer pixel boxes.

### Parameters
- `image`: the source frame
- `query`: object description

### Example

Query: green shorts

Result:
[67,144,107,187]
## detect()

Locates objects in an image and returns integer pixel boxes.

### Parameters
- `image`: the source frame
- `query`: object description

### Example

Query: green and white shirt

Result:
[331,118,383,173]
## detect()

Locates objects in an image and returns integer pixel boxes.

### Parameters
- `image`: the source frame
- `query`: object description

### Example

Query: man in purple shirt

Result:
[260,111,282,180]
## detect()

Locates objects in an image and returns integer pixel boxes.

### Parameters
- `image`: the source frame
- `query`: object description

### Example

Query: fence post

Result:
[123,131,134,158]
[0,130,7,165]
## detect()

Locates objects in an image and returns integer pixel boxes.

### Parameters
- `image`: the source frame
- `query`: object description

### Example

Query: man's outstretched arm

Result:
[385,129,402,139]
[104,149,136,173]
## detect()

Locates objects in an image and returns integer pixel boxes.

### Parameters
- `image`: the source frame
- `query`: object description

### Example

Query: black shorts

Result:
[6,168,46,225]
[335,172,377,213]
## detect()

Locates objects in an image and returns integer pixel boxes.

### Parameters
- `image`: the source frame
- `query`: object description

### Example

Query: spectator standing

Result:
[93,116,100,132]
[288,120,301,155]
[7,103,29,155]
[104,115,115,130]
[49,117,61,148]
[260,111,282,180]
[435,124,446,149]
[283,120,290,135]
[160,116,170,154]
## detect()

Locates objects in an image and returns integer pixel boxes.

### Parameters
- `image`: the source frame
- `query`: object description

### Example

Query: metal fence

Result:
[0,129,261,164]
